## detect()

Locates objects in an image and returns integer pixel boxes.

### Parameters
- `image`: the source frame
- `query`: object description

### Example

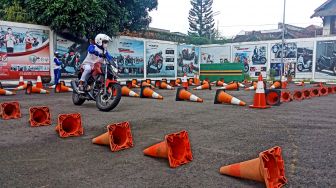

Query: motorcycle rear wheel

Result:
[96,83,122,112]
[297,64,303,72]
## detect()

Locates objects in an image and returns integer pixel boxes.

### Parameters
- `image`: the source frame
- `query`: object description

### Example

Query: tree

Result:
[0,0,29,22]
[17,0,158,40]
[188,0,215,38]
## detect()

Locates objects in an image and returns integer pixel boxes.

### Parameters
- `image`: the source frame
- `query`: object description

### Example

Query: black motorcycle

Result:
[147,51,163,71]
[182,48,196,61]
[316,53,336,75]
[252,54,267,64]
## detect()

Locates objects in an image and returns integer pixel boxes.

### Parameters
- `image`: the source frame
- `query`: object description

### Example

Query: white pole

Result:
[280,0,286,79]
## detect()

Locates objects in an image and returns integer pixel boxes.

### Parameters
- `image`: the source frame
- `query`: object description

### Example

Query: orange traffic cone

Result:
[92,121,134,152]
[193,81,211,90]
[302,89,311,99]
[220,146,287,188]
[55,83,73,93]
[310,88,320,97]
[238,82,246,88]
[26,81,49,94]
[0,101,21,120]
[295,81,304,86]
[293,90,304,101]
[132,79,140,88]
[188,78,194,86]
[250,75,270,109]
[18,76,25,86]
[159,81,174,90]
[216,80,228,87]
[220,82,239,91]
[55,113,83,138]
[141,81,155,89]
[176,78,182,85]
[281,91,292,103]
[319,87,328,96]
[270,81,282,89]
[15,83,27,90]
[35,76,43,89]
[154,80,161,88]
[29,106,51,127]
[143,130,193,168]
[333,86,336,93]
[327,86,334,94]
[140,86,163,100]
[281,76,287,89]
[182,73,189,90]
[170,80,176,87]
[245,82,257,91]
[265,89,281,106]
[0,88,15,96]
[176,87,203,102]
[193,74,200,86]
[214,89,246,106]
[121,86,139,97]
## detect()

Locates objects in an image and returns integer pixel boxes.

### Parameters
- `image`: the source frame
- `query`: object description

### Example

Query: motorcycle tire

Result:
[260,57,267,64]
[157,60,163,71]
[297,64,303,72]
[96,83,122,112]
[72,92,85,105]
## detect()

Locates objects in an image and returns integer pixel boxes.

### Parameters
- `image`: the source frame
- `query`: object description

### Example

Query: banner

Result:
[270,42,297,79]
[232,44,268,78]
[295,41,314,79]
[177,45,200,77]
[0,25,50,80]
[315,40,336,79]
[109,38,144,78]
[146,42,176,78]
[201,46,231,64]
[56,36,89,78]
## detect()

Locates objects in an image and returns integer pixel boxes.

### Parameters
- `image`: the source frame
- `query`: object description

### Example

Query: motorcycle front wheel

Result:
[297,64,303,72]
[96,83,122,112]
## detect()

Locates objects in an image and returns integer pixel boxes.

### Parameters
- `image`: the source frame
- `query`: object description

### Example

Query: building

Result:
[232,23,323,43]
[311,0,336,36]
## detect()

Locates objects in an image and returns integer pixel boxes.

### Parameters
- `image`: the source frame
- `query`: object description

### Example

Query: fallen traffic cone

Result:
[281,91,292,103]
[313,82,323,87]
[281,76,287,89]
[216,80,228,87]
[143,130,193,168]
[176,78,182,85]
[26,81,49,94]
[160,81,174,90]
[295,81,304,87]
[55,113,83,138]
[170,80,176,87]
[293,90,304,101]
[18,76,25,86]
[155,80,161,88]
[29,106,51,127]
[319,87,328,96]
[126,80,139,88]
[188,78,194,86]
[146,79,151,84]
[92,121,134,152]
[140,86,163,100]
[193,81,211,90]
[14,83,27,91]
[327,86,334,94]
[193,74,201,86]
[219,146,287,188]
[302,89,311,99]
[310,88,320,97]
[214,89,246,106]
[121,86,139,97]
[0,101,21,120]
[35,76,43,89]
[55,83,73,93]
[220,82,239,91]
[265,89,281,106]
[270,81,282,89]
[245,82,257,91]
[132,79,140,88]
[0,88,15,96]
[249,75,270,109]
[238,82,246,88]
[176,87,203,103]
[141,81,155,89]
[48,85,56,89]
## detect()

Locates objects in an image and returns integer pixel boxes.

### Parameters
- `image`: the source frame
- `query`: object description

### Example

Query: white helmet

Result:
[95,34,111,46]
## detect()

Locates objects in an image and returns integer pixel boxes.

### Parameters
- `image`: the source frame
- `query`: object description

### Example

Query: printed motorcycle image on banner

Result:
[270,42,297,79]
[295,41,314,79]
[232,44,268,78]
[146,42,176,78]
[315,40,336,79]
[109,38,144,78]
[201,46,230,64]
[0,25,50,80]
[56,36,90,78]
[177,45,200,77]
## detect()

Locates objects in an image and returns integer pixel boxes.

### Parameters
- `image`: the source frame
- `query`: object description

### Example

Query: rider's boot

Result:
[78,81,85,93]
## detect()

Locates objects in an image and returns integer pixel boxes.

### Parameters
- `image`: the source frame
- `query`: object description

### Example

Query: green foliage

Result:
[187,35,210,45]
[0,0,29,22]
[188,0,215,38]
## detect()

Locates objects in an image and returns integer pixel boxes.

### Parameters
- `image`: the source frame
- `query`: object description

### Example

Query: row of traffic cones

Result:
[281,85,336,102]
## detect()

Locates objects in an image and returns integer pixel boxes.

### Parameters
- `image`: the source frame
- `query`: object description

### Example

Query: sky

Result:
[149,0,326,38]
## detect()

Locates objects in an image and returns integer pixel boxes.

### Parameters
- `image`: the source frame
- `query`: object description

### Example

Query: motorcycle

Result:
[316,54,336,75]
[272,44,296,58]
[71,55,122,112]
[182,48,196,61]
[252,54,267,64]
[147,51,163,71]
[297,55,312,72]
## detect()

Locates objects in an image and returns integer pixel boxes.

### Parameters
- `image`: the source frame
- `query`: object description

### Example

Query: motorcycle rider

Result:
[78,34,113,92]
[53,51,62,85]
[253,46,259,59]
